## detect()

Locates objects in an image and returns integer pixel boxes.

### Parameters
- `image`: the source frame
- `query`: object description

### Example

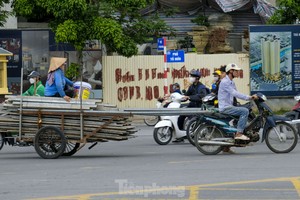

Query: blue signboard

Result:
[249,25,300,97]
[157,38,164,51]
[166,50,185,63]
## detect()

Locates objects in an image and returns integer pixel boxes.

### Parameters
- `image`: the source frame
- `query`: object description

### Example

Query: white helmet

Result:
[225,63,241,72]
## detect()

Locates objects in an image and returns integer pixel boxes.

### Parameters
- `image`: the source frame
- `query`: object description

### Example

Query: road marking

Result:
[188,186,199,200]
[27,176,300,200]
[197,187,294,191]
[291,177,300,197]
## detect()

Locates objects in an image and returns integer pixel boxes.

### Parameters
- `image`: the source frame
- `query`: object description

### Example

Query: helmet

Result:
[190,69,201,77]
[219,65,226,73]
[172,83,180,92]
[213,70,221,76]
[172,83,180,88]
[28,71,41,78]
[225,63,241,72]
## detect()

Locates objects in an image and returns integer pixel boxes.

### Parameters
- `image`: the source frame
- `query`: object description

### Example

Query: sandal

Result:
[234,134,250,140]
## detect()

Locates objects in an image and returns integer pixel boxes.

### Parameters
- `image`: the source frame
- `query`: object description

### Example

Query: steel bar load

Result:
[0,95,136,143]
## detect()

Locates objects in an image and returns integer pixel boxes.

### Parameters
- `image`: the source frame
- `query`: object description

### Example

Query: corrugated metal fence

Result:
[102,53,250,108]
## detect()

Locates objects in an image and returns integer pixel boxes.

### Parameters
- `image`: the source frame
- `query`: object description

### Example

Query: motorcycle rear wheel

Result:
[194,124,224,155]
[265,122,298,153]
[144,116,160,126]
[153,127,173,145]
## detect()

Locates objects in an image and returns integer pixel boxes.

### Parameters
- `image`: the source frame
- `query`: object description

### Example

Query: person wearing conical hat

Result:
[44,57,74,102]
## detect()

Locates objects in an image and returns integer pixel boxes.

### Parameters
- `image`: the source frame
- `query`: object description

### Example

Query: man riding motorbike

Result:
[175,69,210,143]
[218,63,258,141]
[184,69,210,107]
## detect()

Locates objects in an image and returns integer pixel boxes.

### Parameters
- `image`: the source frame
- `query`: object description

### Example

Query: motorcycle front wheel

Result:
[186,117,198,146]
[194,124,224,155]
[265,121,298,153]
[153,127,173,145]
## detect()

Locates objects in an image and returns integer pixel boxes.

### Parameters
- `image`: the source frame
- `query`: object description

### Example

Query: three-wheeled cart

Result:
[0,96,136,159]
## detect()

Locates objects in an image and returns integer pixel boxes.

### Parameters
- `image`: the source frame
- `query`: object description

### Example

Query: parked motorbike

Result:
[193,93,298,155]
[285,94,300,135]
[153,93,188,145]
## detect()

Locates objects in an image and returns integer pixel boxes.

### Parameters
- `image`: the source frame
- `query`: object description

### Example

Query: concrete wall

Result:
[102,53,250,108]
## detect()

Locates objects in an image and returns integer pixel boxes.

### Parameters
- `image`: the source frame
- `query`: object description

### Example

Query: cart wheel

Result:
[62,142,80,156]
[34,126,66,159]
[0,133,4,150]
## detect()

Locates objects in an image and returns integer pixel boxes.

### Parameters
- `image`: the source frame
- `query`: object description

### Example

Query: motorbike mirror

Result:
[202,93,216,102]
[295,94,300,101]
[256,93,267,102]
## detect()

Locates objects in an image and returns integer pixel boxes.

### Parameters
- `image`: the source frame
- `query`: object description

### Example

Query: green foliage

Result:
[191,14,210,27]
[65,63,80,80]
[268,0,300,24]
[162,7,180,17]
[12,0,172,57]
[178,36,194,49]
[0,0,11,26]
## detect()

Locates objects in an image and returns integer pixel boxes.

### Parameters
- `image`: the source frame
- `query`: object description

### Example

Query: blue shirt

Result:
[45,68,73,97]
[218,75,251,112]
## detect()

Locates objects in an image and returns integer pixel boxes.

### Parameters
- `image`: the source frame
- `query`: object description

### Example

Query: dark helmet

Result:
[219,65,226,73]
[190,69,201,78]
[172,82,180,88]
[28,71,41,78]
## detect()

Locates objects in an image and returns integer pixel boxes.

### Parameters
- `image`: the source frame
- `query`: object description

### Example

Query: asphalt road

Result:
[1,123,300,200]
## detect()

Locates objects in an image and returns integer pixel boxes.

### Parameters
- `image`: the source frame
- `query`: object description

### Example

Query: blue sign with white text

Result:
[157,38,164,51]
[167,50,185,63]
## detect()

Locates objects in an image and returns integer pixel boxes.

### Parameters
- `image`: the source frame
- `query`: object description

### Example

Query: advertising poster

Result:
[0,30,22,94]
[249,25,300,96]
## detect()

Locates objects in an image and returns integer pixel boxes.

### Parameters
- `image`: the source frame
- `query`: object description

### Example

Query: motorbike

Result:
[143,99,163,126]
[285,93,300,135]
[186,93,217,146]
[192,93,298,155]
[186,93,256,146]
[153,92,188,145]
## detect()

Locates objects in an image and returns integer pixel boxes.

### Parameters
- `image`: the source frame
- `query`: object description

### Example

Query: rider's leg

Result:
[221,106,249,140]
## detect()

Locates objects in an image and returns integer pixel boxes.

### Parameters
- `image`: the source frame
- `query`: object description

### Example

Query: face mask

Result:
[213,77,219,82]
[29,78,35,84]
[189,77,196,83]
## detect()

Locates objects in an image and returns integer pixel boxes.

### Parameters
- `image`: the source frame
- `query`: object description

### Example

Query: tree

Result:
[268,0,300,24]
[12,0,172,58]
[0,0,11,26]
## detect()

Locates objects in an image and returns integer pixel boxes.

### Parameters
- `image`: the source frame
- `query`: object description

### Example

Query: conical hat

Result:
[48,57,67,72]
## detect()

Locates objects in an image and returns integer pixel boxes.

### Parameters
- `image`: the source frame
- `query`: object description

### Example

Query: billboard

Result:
[249,25,300,96]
